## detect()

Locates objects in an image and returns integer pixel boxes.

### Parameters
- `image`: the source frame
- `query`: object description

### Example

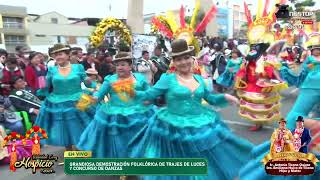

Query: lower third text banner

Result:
[64,158,208,175]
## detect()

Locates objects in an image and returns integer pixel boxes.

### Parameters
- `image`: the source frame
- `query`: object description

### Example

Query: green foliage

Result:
[294,0,315,11]
[184,11,205,27]
[241,23,248,28]
[185,16,192,24]
[118,39,130,52]
[316,11,320,22]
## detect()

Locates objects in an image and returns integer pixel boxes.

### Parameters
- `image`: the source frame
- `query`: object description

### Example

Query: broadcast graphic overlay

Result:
[262,119,319,176]
[64,151,208,176]
[2,126,59,174]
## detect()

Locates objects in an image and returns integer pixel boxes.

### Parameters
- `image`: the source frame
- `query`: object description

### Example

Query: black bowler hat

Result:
[170,39,194,58]
[296,116,304,122]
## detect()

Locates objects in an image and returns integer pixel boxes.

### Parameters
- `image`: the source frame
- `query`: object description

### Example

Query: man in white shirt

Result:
[136,51,157,85]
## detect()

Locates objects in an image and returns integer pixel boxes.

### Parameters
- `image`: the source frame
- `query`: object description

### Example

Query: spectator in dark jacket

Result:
[24,52,47,93]
[0,56,24,96]
[98,53,114,79]
[0,95,25,135]
[71,47,83,62]
[210,43,227,93]
[81,52,99,70]
[150,46,168,83]
[15,45,32,70]
[0,49,8,79]
[9,76,41,123]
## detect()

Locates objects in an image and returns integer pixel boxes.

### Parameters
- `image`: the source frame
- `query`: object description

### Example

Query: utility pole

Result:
[127,0,144,34]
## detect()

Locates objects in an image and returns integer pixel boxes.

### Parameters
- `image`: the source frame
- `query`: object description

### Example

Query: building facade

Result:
[0,5,29,53]
[28,12,95,53]
[216,0,248,39]
[231,3,247,39]
[216,8,229,38]
[0,5,96,53]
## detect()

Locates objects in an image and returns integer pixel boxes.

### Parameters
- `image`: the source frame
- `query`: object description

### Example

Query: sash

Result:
[293,128,303,152]
[9,90,41,108]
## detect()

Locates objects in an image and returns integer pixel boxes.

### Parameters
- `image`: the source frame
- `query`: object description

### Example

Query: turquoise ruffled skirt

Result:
[129,113,254,180]
[239,141,320,180]
[35,100,95,146]
[216,71,235,88]
[279,66,307,87]
[77,106,155,158]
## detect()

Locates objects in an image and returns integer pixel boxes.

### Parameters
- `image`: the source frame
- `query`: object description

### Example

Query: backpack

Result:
[211,53,226,79]
[133,58,150,73]
[132,58,140,72]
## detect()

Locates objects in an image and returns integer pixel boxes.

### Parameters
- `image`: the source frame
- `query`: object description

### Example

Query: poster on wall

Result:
[132,34,157,59]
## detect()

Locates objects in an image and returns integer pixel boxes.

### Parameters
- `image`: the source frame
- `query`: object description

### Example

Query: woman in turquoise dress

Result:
[82,68,101,96]
[129,39,254,180]
[239,40,320,179]
[280,38,320,130]
[35,44,95,151]
[77,52,155,158]
[216,49,243,88]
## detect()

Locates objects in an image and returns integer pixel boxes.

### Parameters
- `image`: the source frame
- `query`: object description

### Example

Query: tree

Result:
[185,16,192,24]
[241,23,248,29]
[292,0,315,11]
[184,11,205,27]
[316,11,320,22]
[118,39,130,52]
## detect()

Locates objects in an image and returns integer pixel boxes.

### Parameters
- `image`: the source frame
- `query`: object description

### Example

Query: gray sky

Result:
[0,0,194,18]
[0,0,318,19]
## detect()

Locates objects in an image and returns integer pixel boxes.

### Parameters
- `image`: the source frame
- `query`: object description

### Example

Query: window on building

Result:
[35,34,46,37]
[241,12,246,20]
[68,36,77,44]
[2,17,24,29]
[233,11,240,20]
[234,5,240,10]
[234,20,240,28]
[55,36,66,43]
[4,35,25,45]
[51,18,58,24]
[76,37,89,45]
[240,22,247,29]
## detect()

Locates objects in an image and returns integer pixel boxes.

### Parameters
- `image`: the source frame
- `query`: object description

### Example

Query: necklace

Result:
[58,62,71,69]
[119,74,133,80]
[177,74,194,82]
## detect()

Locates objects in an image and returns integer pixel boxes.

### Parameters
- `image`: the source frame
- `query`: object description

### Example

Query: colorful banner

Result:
[132,34,157,59]
[64,158,208,175]
[262,152,319,165]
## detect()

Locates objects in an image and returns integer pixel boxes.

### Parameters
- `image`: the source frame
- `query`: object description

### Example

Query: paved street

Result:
[0,87,301,180]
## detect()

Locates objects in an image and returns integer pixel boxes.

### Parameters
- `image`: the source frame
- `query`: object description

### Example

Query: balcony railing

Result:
[4,41,26,45]
[3,22,24,29]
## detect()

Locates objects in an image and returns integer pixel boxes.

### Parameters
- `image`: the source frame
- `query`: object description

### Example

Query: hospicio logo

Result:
[14,154,59,174]
[1,126,57,174]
